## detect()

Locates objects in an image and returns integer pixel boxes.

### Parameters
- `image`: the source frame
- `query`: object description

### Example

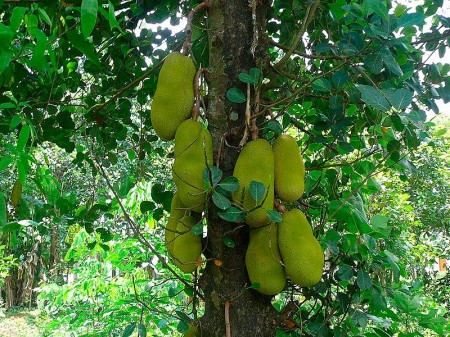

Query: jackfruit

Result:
[246,223,286,295]
[165,192,187,255]
[278,209,324,287]
[232,139,274,227]
[183,324,200,337]
[173,120,213,213]
[172,215,202,273]
[11,179,22,208]
[273,134,305,202]
[151,52,196,141]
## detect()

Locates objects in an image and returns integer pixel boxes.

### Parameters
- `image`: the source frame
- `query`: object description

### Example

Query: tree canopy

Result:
[0,0,449,336]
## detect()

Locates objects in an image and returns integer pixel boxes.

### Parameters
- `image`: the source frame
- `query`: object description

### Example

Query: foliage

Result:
[0,0,449,336]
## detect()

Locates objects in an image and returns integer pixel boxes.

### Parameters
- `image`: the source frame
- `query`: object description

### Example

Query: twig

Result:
[192,67,209,119]
[225,300,231,337]
[239,83,252,147]
[182,1,210,55]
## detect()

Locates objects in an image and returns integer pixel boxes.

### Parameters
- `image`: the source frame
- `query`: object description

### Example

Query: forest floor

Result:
[0,308,42,337]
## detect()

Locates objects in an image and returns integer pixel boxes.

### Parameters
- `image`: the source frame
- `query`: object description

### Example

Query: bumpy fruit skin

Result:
[165,192,187,255]
[151,52,196,141]
[173,120,213,213]
[278,209,324,287]
[273,134,305,202]
[246,223,286,295]
[172,215,202,273]
[232,139,274,227]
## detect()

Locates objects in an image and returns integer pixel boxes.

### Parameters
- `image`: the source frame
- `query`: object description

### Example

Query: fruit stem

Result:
[183,1,210,56]
[192,67,209,119]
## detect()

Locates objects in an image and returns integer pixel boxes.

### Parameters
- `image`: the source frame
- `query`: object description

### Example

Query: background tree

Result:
[0,0,449,336]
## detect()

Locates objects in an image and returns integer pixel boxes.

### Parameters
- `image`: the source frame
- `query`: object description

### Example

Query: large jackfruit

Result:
[173,120,213,213]
[151,52,196,141]
[232,139,274,227]
[172,215,202,273]
[165,192,187,255]
[246,223,286,295]
[273,134,305,202]
[278,209,324,287]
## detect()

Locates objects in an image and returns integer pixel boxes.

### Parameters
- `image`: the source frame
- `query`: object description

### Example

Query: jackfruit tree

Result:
[0,0,449,336]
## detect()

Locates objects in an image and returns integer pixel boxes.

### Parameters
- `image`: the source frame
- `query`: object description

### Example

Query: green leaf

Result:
[10,7,27,32]
[81,0,98,38]
[222,236,235,248]
[332,70,349,88]
[392,290,420,313]
[266,210,282,223]
[249,181,265,203]
[203,166,222,186]
[28,29,47,72]
[140,201,155,213]
[218,206,246,223]
[397,12,425,29]
[226,87,246,103]
[381,47,403,77]
[98,2,122,32]
[384,88,413,110]
[218,176,239,192]
[177,320,189,333]
[371,214,391,238]
[336,265,354,281]
[212,190,231,210]
[0,192,6,227]
[138,323,147,337]
[362,0,389,22]
[239,73,258,85]
[66,30,101,67]
[191,221,203,235]
[16,124,30,151]
[37,8,52,27]
[122,323,136,337]
[9,114,22,130]
[356,85,390,112]
[364,52,383,74]
[356,270,372,290]
[312,78,332,92]
[266,120,283,133]
[0,157,14,171]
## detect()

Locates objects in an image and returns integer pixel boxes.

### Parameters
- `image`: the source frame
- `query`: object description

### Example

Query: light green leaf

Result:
[10,7,28,31]
[9,114,22,130]
[37,8,52,27]
[81,0,98,38]
[362,0,389,22]
[28,29,47,72]
[0,157,14,172]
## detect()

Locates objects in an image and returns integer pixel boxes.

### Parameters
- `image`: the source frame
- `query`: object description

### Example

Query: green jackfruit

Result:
[151,52,196,141]
[273,134,305,202]
[172,215,202,273]
[165,192,187,255]
[183,324,200,337]
[246,223,286,295]
[278,209,324,287]
[232,139,274,227]
[173,120,213,213]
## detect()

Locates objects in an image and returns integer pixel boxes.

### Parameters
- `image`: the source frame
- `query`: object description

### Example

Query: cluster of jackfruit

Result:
[233,135,324,294]
[151,52,208,274]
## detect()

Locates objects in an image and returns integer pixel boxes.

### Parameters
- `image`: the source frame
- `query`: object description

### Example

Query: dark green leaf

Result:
[177,320,189,333]
[384,88,413,110]
[249,181,265,203]
[397,12,425,29]
[218,207,246,223]
[66,30,101,67]
[357,270,372,290]
[191,221,203,235]
[226,87,246,103]
[218,176,239,192]
[222,236,235,248]
[140,201,155,214]
[122,323,136,337]
[362,0,389,22]
[81,0,98,38]
[203,166,222,186]
[381,47,403,77]
[266,120,283,133]
[332,70,349,88]
[336,265,354,281]
[364,52,383,74]
[356,85,390,112]
[0,157,13,171]
[266,210,282,223]
[312,78,331,92]
[16,124,30,151]
[138,323,147,337]
[0,192,6,227]
[212,190,231,210]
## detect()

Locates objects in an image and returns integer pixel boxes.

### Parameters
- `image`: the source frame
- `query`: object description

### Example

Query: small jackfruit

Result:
[165,192,187,255]
[232,139,274,227]
[151,52,196,141]
[11,179,22,208]
[173,120,213,213]
[172,215,202,273]
[273,134,305,202]
[278,209,324,287]
[246,223,286,295]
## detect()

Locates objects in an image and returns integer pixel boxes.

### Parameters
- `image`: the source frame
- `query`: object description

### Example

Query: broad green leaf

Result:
[9,114,22,130]
[249,181,265,203]
[0,192,6,227]
[266,120,283,133]
[332,70,349,88]
[356,84,390,112]
[381,47,403,77]
[364,53,383,74]
[218,206,246,222]
[140,201,155,213]
[66,30,101,67]
[222,236,235,248]
[10,7,27,31]
[384,88,413,110]
[16,124,30,151]
[362,0,389,22]
[0,157,13,171]
[397,12,425,29]
[0,50,13,74]
[212,190,231,210]
[138,323,147,337]
[266,210,282,223]
[191,221,203,235]
[28,29,47,72]
[239,72,258,85]
[122,323,136,337]
[81,0,98,38]
[394,4,407,17]
[226,87,246,103]
[203,166,222,186]
[336,265,354,281]
[98,2,122,32]
[312,78,331,92]
[392,290,420,313]
[357,270,372,290]
[177,320,189,333]
[218,176,239,192]
[37,8,52,27]
[0,24,14,51]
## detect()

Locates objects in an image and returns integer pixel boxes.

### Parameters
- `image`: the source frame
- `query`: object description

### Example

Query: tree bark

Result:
[200,1,277,336]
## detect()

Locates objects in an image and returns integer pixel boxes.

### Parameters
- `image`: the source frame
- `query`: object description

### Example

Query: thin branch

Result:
[192,67,209,119]
[183,1,210,55]
[225,300,231,337]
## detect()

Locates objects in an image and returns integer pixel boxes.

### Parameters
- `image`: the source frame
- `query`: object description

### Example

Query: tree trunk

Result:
[200,1,278,336]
